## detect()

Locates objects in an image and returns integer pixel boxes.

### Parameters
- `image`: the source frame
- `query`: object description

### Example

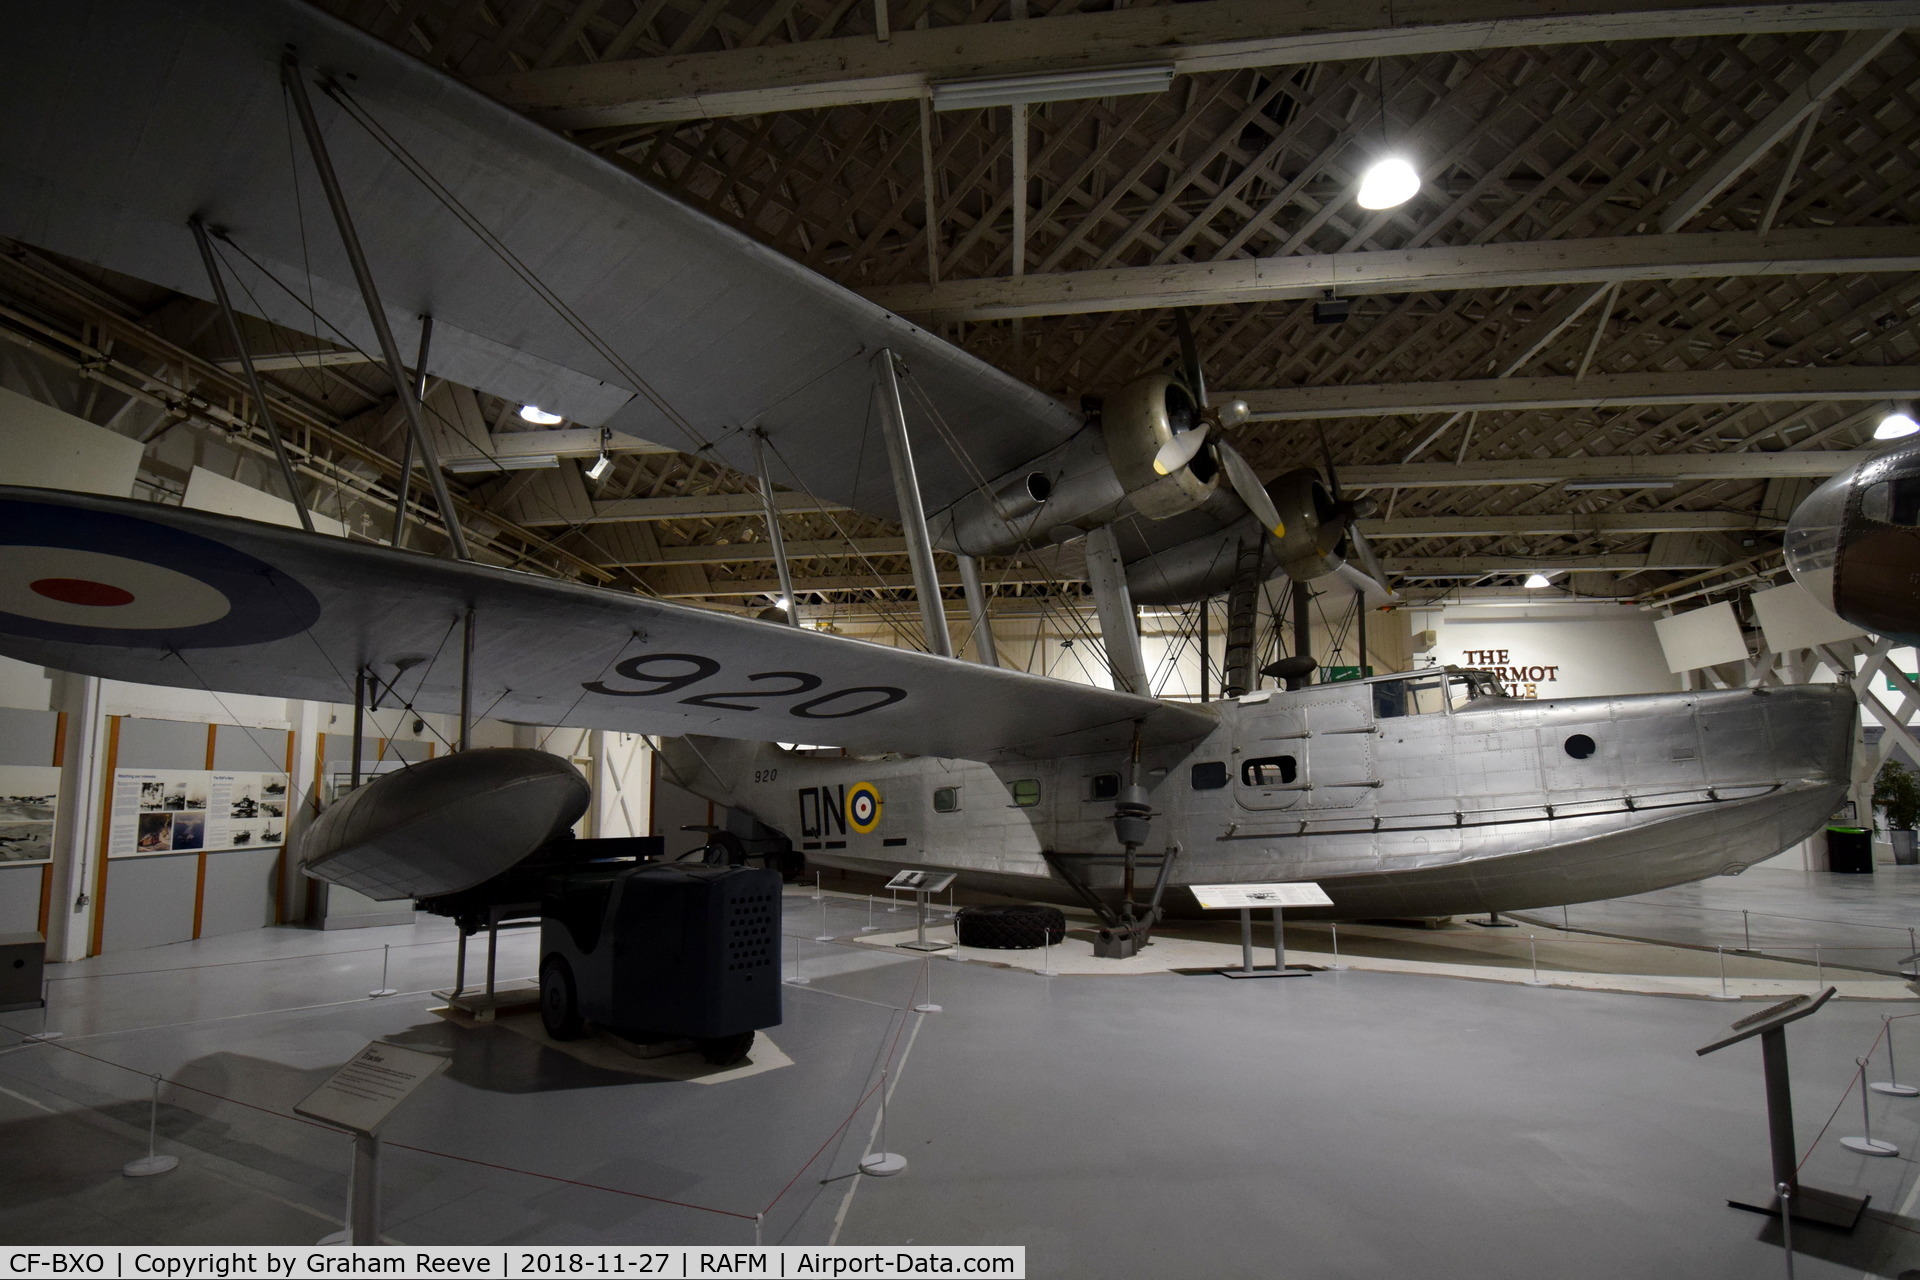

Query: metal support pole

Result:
[1289,580,1312,690]
[872,350,952,657]
[350,1132,380,1245]
[751,430,801,626]
[451,929,468,999]
[391,315,432,549]
[1355,595,1368,680]
[1778,1182,1795,1280]
[282,56,469,560]
[350,668,365,790]
[1085,523,1147,694]
[1239,908,1254,974]
[1199,600,1210,702]
[1272,906,1287,971]
[188,218,314,533]
[956,553,999,666]
[458,609,474,752]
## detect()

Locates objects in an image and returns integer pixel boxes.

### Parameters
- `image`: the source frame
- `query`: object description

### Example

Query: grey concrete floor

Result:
[4,890,1920,1278]
[1517,864,1920,974]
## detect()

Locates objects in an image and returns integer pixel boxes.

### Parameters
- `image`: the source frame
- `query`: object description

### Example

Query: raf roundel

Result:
[845,781,883,834]
[0,497,321,649]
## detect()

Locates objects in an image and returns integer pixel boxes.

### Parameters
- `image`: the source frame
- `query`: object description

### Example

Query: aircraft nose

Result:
[1784,468,1849,610]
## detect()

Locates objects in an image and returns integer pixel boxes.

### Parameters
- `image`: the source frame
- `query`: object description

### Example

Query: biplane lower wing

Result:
[0,488,1214,761]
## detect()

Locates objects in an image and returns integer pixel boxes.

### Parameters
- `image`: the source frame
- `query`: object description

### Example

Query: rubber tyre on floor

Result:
[955,904,1066,950]
[696,1031,755,1066]
[540,957,584,1041]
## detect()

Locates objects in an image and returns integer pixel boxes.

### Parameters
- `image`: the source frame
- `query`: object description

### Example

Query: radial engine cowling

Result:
[1101,373,1219,520]
[1264,467,1351,581]
[301,748,590,901]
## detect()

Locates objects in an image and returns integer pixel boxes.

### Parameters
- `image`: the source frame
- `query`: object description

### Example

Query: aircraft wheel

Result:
[955,904,1066,950]
[539,957,584,1041]
[695,1032,755,1066]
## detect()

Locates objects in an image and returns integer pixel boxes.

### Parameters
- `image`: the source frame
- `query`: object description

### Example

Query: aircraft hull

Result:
[663,680,1854,919]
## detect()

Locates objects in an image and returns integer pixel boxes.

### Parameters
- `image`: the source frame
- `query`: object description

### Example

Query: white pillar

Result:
[47,672,103,961]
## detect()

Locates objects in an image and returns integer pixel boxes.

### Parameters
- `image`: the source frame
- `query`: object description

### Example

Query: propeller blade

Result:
[1152,422,1210,476]
[1218,442,1284,539]
[1347,525,1398,601]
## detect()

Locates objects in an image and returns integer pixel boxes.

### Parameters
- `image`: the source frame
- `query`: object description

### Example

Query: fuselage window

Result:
[1011,778,1042,807]
[1862,477,1920,527]
[1448,672,1506,705]
[1374,675,1448,718]
[933,786,961,812]
[1240,756,1297,786]
[1088,772,1121,800]
[1190,761,1229,790]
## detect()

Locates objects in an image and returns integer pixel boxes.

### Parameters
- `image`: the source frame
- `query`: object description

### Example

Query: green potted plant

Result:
[1874,760,1920,865]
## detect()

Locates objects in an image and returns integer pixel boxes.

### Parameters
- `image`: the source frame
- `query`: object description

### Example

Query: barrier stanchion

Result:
[913,956,941,1014]
[1841,1056,1900,1156]
[814,895,833,943]
[1037,928,1058,978]
[1710,944,1738,1000]
[1813,945,1822,992]
[1872,1014,1920,1096]
[784,935,810,986]
[861,895,881,933]
[887,889,902,914]
[122,1074,178,1178]
[858,1067,907,1177]
[1526,935,1547,986]
[811,873,823,902]
[368,944,398,999]
[1743,909,1753,952]
[1778,1183,1795,1280]
[1327,923,1349,972]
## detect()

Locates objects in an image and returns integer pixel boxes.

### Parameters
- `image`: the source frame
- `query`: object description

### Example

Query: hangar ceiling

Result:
[3,0,1917,623]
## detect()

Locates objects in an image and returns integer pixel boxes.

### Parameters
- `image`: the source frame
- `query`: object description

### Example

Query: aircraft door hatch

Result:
[1233,707,1307,811]
[1298,697,1378,810]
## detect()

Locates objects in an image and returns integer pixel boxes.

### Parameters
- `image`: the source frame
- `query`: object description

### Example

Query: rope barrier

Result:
[8,926,935,1233]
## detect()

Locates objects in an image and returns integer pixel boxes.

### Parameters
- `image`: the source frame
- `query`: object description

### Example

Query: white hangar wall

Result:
[1405,602,1683,700]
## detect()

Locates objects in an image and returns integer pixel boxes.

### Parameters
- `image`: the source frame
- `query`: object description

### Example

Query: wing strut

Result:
[874,349,953,657]
[751,429,801,627]
[282,54,471,561]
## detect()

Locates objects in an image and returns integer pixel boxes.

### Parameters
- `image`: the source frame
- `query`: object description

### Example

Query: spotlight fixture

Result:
[1874,409,1919,441]
[517,404,563,425]
[1357,157,1420,210]
[930,64,1174,112]
[1523,572,1555,590]
[584,428,612,480]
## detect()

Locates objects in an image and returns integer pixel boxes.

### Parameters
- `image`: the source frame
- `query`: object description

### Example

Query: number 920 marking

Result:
[582,653,907,719]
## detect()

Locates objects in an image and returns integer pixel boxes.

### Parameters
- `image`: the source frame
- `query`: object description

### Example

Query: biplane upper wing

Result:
[0,488,1215,760]
[0,0,1083,519]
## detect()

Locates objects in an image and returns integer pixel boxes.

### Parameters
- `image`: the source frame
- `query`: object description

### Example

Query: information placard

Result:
[107,768,289,857]
[295,1041,447,1135]
[1189,881,1333,910]
[886,869,956,893]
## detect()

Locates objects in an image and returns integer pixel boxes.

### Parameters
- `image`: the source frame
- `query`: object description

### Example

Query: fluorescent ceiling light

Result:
[517,404,564,425]
[1563,479,1677,491]
[1875,411,1919,440]
[1356,157,1420,210]
[444,454,560,474]
[585,451,612,481]
[931,64,1174,112]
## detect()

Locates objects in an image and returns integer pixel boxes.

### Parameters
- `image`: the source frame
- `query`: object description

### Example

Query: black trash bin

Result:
[1826,825,1874,874]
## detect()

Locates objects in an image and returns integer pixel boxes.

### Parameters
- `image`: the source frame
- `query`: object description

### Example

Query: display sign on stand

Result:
[1190,881,1333,978]
[887,870,956,953]
[296,1041,447,1246]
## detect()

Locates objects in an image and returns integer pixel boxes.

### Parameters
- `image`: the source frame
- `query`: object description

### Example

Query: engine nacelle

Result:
[929,373,1217,556]
[1127,468,1349,605]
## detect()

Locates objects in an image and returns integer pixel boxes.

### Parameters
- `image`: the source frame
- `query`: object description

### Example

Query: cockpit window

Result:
[1449,672,1506,704]
[1861,477,1920,527]
[1373,675,1448,718]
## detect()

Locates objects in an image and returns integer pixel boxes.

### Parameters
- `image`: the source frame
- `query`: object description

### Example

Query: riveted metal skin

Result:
[664,674,1855,920]
[1787,436,1920,646]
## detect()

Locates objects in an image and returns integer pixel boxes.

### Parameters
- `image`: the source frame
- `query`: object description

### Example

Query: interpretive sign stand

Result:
[1190,882,1333,978]
[887,870,957,953]
[295,1041,447,1244]
[1696,988,1867,1231]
